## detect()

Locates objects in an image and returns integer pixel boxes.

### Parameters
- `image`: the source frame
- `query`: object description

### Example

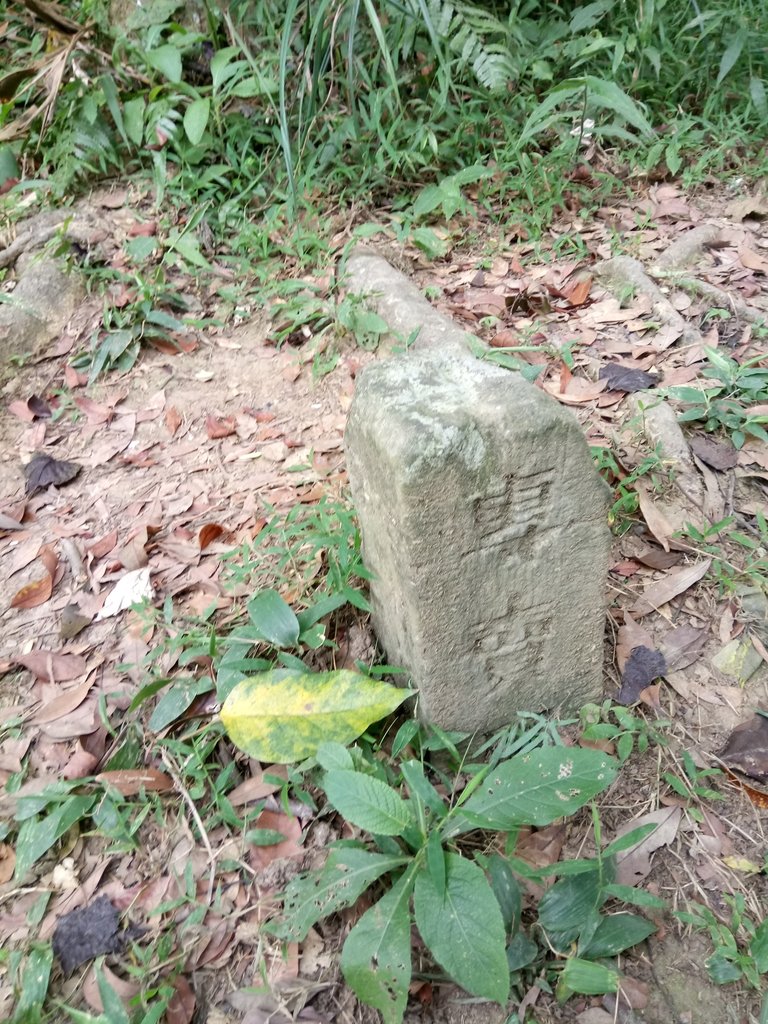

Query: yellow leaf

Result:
[220,670,413,763]
[722,856,762,874]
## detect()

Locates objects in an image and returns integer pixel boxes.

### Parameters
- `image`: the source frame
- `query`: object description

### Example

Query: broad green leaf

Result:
[247,589,300,648]
[221,670,410,763]
[14,796,95,881]
[750,918,768,973]
[316,741,355,771]
[459,747,618,831]
[244,828,287,846]
[488,854,521,934]
[602,884,666,909]
[183,97,210,145]
[341,866,416,1024]
[414,852,509,1004]
[400,760,447,819]
[149,676,212,732]
[716,29,747,86]
[95,962,131,1024]
[538,869,605,933]
[123,97,145,146]
[584,76,654,136]
[323,770,413,835]
[579,912,655,957]
[556,958,619,1002]
[506,930,538,971]
[145,45,182,83]
[750,76,768,117]
[273,848,408,940]
[13,945,53,1021]
[706,950,743,985]
[426,831,445,894]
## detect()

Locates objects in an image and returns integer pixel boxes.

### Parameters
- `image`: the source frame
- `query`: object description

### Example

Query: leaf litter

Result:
[1,178,768,1024]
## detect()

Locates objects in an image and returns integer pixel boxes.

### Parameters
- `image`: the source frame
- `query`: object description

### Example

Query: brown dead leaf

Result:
[10,572,53,609]
[630,558,711,617]
[229,767,288,807]
[249,810,302,868]
[166,976,196,1024]
[739,247,768,274]
[83,963,140,1013]
[206,415,237,439]
[616,615,654,672]
[97,769,175,795]
[0,843,15,883]
[33,677,94,724]
[514,823,566,870]
[719,713,768,784]
[688,434,738,471]
[87,530,118,559]
[725,195,768,220]
[198,523,224,550]
[661,625,707,671]
[615,806,682,886]
[14,651,86,682]
[165,406,183,435]
[62,741,100,780]
[634,480,675,551]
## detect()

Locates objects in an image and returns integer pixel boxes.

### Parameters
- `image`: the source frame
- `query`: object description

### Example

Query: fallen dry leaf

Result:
[719,712,768,784]
[165,406,183,435]
[634,481,676,552]
[630,558,711,617]
[96,568,153,620]
[199,523,225,550]
[661,625,707,671]
[206,415,237,439]
[33,677,94,724]
[97,769,175,795]
[615,806,682,886]
[14,651,86,682]
[10,572,53,609]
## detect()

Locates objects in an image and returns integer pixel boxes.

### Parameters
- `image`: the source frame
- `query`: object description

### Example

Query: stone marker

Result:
[345,346,612,733]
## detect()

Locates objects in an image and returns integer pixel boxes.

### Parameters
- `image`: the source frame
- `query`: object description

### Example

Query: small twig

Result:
[160,748,217,906]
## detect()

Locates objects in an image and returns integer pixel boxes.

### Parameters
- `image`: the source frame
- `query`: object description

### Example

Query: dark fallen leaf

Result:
[24,453,81,495]
[618,646,667,704]
[599,364,660,393]
[52,897,128,975]
[27,394,52,418]
[661,625,707,671]
[719,712,768,784]
[632,546,682,571]
[59,603,93,639]
[689,434,738,471]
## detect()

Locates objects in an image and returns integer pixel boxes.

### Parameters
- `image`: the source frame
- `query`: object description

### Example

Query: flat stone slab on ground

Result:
[346,349,612,732]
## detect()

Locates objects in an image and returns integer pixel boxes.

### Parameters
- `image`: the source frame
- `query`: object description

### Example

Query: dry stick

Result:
[160,748,217,907]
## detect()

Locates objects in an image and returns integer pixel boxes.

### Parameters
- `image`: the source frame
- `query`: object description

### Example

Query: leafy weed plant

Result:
[666,346,768,449]
[264,732,661,1022]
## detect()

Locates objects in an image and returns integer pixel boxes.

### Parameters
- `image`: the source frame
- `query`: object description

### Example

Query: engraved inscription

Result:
[462,467,555,566]
[471,597,555,689]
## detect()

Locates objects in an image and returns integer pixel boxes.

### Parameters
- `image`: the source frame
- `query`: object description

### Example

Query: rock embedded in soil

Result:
[0,253,83,362]
[345,344,612,732]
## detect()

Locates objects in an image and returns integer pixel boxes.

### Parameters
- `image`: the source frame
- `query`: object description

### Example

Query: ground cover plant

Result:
[1,0,768,1022]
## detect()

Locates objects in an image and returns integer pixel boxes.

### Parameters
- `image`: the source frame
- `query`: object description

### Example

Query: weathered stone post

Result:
[344,256,612,733]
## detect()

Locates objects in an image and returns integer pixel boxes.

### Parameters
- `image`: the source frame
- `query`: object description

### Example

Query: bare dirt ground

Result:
[1,178,767,1023]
